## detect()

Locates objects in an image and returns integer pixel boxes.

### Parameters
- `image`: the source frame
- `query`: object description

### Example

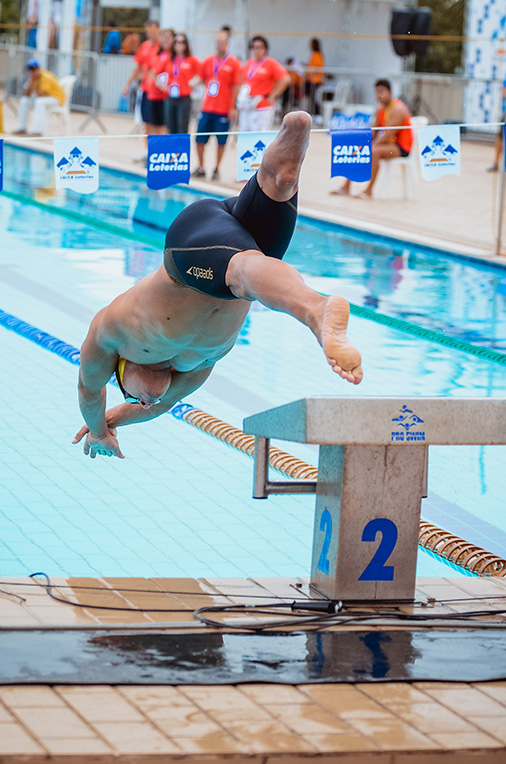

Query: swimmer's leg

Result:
[257,111,312,201]
[226,252,363,385]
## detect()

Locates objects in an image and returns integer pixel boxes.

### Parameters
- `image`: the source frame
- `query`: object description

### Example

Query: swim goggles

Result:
[115,356,142,404]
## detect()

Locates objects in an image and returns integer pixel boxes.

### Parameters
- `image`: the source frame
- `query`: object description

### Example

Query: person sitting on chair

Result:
[14,59,65,137]
[331,78,412,199]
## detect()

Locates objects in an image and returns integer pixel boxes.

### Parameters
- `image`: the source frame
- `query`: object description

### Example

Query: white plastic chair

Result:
[318,79,352,127]
[377,115,429,201]
[46,75,77,135]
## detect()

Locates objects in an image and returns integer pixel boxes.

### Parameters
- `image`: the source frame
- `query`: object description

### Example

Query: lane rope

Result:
[1,306,504,578]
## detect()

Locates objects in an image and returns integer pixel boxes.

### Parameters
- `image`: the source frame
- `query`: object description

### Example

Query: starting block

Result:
[244,397,506,602]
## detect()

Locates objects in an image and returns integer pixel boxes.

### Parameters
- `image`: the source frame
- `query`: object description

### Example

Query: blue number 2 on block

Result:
[317,509,332,575]
[358,518,398,581]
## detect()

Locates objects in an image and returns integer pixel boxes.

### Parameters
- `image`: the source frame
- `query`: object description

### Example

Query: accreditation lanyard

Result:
[171,56,186,98]
[247,57,265,81]
[208,55,228,97]
[213,55,228,78]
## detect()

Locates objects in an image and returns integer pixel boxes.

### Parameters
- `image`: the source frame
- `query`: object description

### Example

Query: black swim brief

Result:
[163,173,298,300]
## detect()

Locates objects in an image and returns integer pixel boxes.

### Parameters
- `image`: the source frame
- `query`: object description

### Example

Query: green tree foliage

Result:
[1,0,22,41]
[415,0,465,73]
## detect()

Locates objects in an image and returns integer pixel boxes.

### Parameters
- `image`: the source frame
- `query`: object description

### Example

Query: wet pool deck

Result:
[0,574,506,760]
[2,108,506,760]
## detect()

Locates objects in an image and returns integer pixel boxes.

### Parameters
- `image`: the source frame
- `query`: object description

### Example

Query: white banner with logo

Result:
[53,138,99,194]
[236,131,276,181]
[418,125,461,181]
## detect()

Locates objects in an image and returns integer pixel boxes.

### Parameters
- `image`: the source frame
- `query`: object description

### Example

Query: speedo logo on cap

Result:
[186,266,213,280]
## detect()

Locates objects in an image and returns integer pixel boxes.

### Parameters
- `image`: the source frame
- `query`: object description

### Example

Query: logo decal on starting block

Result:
[391,404,425,442]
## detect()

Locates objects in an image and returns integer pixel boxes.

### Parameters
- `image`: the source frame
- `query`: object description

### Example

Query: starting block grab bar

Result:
[244,397,506,602]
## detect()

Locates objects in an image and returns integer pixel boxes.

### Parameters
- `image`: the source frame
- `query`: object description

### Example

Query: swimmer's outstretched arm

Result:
[73,366,214,456]
[76,310,125,459]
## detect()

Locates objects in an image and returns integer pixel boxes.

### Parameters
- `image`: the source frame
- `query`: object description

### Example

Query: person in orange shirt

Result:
[145,29,175,134]
[238,35,290,132]
[192,30,241,181]
[305,38,324,118]
[332,78,413,199]
[121,32,141,56]
[163,33,201,134]
[122,19,160,158]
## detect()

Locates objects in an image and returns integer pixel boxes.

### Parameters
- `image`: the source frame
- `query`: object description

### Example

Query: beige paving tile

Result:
[467,716,506,744]
[301,684,392,718]
[181,685,271,722]
[92,721,180,753]
[347,717,439,750]
[25,604,98,625]
[172,730,246,754]
[0,616,42,626]
[63,578,153,624]
[388,701,474,734]
[203,576,270,603]
[420,686,506,717]
[305,732,380,752]
[240,684,313,704]
[54,684,116,694]
[0,721,46,754]
[145,706,222,736]
[0,686,67,708]
[249,576,310,600]
[41,737,114,754]
[430,730,502,749]
[474,681,506,706]
[266,702,350,735]
[57,687,145,723]
[101,576,193,620]
[0,599,34,617]
[357,682,433,705]
[0,702,14,722]
[223,719,316,753]
[119,685,194,708]
[153,577,232,609]
[13,706,97,739]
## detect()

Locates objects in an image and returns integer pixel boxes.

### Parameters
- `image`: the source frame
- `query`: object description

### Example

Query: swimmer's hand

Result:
[72,426,125,459]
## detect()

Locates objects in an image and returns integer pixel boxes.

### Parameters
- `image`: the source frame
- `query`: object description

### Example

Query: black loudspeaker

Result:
[409,7,432,56]
[390,7,432,57]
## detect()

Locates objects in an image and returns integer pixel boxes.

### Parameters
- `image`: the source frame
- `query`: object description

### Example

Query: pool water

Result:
[1,144,505,581]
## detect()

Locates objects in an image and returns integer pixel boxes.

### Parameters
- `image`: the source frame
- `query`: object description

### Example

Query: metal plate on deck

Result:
[0,629,505,684]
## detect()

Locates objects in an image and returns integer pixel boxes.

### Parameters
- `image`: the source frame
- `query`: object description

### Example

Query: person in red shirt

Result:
[122,20,160,158]
[238,36,290,132]
[162,33,201,134]
[192,30,241,181]
[145,29,175,134]
[332,78,413,199]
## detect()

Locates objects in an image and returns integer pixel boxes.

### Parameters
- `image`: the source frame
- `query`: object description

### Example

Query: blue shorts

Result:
[164,173,298,300]
[196,112,230,146]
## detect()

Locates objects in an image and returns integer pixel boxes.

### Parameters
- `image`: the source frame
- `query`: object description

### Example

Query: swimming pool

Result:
[1,143,505,581]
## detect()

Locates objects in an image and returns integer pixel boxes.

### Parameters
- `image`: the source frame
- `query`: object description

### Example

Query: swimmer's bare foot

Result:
[318,296,363,385]
[330,186,349,196]
[258,111,312,200]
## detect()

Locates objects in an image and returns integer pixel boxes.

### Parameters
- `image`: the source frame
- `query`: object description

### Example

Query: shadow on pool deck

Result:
[2,105,506,261]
